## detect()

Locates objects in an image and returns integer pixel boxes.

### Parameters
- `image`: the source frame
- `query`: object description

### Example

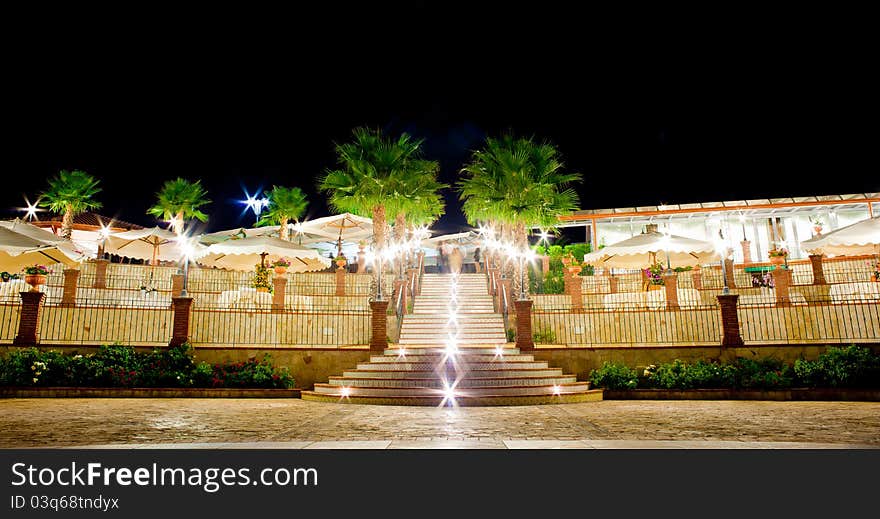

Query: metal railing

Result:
[0,302,21,343]
[737,295,880,344]
[531,303,721,347]
[189,304,370,348]
[38,297,174,346]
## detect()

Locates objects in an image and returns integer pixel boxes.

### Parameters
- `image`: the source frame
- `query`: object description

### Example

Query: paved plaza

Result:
[1,399,878,449]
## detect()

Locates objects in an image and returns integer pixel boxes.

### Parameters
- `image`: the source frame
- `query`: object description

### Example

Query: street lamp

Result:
[177,235,195,297]
[715,239,730,295]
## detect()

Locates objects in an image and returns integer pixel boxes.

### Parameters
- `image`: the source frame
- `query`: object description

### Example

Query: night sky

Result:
[3,7,877,238]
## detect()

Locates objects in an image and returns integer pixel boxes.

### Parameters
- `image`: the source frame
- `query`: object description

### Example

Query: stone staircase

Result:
[301,273,602,406]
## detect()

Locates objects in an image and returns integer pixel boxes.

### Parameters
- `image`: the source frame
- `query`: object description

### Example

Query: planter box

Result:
[603,388,880,401]
[0,387,302,398]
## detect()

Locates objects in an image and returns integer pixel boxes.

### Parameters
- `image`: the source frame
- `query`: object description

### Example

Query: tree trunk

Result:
[174,211,184,235]
[279,217,289,241]
[372,205,386,298]
[61,205,73,240]
[394,212,406,279]
[512,221,529,299]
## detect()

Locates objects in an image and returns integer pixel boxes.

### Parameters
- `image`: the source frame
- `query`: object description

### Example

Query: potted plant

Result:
[870,260,880,282]
[252,264,273,293]
[23,265,51,292]
[272,257,291,275]
[643,262,665,289]
[809,216,823,235]
[334,255,347,269]
[768,248,788,266]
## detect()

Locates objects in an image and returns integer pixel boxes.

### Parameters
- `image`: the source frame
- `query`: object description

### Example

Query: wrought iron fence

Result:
[38,297,174,346]
[532,303,721,347]
[189,304,370,348]
[737,295,880,344]
[0,302,21,343]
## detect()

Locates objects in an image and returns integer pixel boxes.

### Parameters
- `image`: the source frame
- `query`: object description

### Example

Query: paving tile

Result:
[388,440,506,449]
[303,440,392,449]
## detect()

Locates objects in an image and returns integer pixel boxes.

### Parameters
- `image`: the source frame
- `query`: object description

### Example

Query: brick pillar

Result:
[772,267,793,306]
[514,299,534,351]
[740,240,752,264]
[406,267,417,304]
[608,276,619,294]
[61,269,80,305]
[692,268,703,290]
[272,276,287,313]
[717,294,744,346]
[664,272,679,310]
[564,270,583,310]
[369,300,389,352]
[169,297,193,346]
[808,254,827,285]
[92,259,109,289]
[171,274,184,298]
[335,267,346,296]
[14,291,46,345]
[723,259,737,289]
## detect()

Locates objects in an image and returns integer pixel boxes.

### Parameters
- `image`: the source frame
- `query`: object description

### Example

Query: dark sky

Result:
[3,7,877,236]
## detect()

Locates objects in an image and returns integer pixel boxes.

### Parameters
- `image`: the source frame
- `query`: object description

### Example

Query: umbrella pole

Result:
[260,252,268,268]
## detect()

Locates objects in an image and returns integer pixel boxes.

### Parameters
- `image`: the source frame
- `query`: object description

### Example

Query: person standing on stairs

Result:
[449,243,464,275]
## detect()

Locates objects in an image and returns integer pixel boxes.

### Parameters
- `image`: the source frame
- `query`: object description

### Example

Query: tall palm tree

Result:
[320,128,441,293]
[147,178,211,235]
[255,186,309,241]
[39,170,102,239]
[459,134,581,296]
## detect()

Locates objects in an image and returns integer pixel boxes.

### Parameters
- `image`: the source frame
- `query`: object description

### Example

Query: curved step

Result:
[384,347,520,355]
[329,375,578,388]
[355,361,550,371]
[343,368,565,379]
[369,353,535,363]
[301,390,603,406]
[313,381,591,398]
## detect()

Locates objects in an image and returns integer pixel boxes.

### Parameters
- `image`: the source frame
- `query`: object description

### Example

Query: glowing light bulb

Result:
[340,387,351,398]
[552,385,561,395]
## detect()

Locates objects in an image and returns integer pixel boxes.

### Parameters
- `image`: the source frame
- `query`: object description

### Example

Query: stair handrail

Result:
[395,281,405,339]
[500,282,510,335]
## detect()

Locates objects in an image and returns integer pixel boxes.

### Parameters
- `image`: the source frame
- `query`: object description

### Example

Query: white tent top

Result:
[299,213,372,242]
[105,226,204,263]
[195,235,331,272]
[0,226,82,271]
[584,231,720,269]
[800,217,880,257]
[0,219,87,262]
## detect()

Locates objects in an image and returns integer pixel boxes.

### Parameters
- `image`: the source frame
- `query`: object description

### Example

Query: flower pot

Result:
[872,274,878,283]
[274,266,287,275]
[567,265,582,276]
[648,284,663,291]
[24,274,46,292]
[813,226,822,235]
[769,256,785,266]
[256,287,269,293]
[335,259,347,269]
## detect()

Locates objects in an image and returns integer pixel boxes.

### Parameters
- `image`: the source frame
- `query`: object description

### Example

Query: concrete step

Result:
[368,353,536,363]
[398,337,507,345]
[312,381,592,398]
[399,332,506,340]
[344,368,565,378]
[301,390,603,406]
[385,347,519,355]
[356,361,550,371]
[328,375,578,388]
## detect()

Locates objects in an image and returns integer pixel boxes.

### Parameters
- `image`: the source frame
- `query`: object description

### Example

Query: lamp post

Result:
[178,237,193,297]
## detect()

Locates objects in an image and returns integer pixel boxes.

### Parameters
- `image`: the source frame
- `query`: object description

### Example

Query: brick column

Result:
[406,267,417,303]
[808,254,827,285]
[723,259,737,289]
[272,276,287,313]
[740,240,752,264]
[564,270,583,310]
[169,296,193,347]
[61,269,80,305]
[14,291,46,345]
[663,272,679,310]
[716,294,743,346]
[772,267,793,306]
[692,268,703,290]
[513,299,534,351]
[92,259,109,289]
[608,276,619,294]
[335,267,346,296]
[369,300,389,352]
[171,274,184,298]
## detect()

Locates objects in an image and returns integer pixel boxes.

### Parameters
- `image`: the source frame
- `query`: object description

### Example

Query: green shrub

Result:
[506,328,515,343]
[533,328,556,343]
[589,361,638,390]
[732,357,793,389]
[794,345,880,388]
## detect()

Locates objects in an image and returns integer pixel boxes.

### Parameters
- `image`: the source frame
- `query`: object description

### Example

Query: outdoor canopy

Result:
[583,230,721,269]
[800,216,880,257]
[104,226,203,264]
[0,226,82,272]
[195,235,331,272]
[0,219,87,262]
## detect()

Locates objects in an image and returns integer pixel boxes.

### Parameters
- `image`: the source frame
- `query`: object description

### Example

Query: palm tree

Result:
[255,186,309,241]
[147,178,211,235]
[459,134,581,296]
[320,128,441,291]
[39,170,102,239]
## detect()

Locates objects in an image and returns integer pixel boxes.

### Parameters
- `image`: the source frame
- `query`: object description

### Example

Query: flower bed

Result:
[0,343,295,389]
[589,345,880,390]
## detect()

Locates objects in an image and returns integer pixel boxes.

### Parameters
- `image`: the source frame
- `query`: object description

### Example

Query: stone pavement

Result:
[1,399,878,448]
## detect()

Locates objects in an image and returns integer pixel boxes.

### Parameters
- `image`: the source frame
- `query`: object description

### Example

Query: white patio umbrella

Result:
[195,235,331,272]
[583,230,720,269]
[0,226,82,272]
[800,217,880,257]
[298,213,373,255]
[0,219,88,262]
[104,227,201,265]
